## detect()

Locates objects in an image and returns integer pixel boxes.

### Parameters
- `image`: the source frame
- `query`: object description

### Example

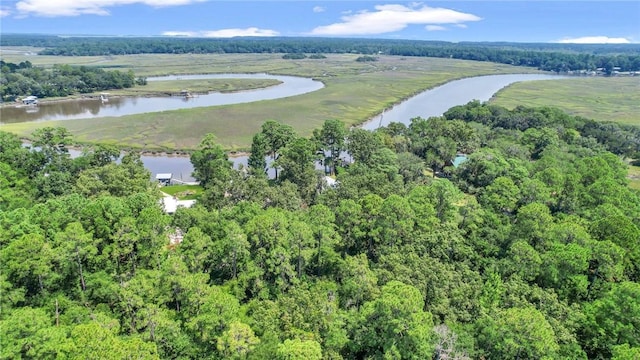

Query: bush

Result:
[282,53,307,60]
[356,56,378,62]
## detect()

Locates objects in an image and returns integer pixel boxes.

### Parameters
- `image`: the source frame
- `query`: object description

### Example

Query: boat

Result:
[22,96,38,106]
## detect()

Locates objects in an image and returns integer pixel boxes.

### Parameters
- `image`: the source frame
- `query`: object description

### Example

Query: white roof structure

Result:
[155,173,172,180]
[324,176,338,188]
[161,194,196,214]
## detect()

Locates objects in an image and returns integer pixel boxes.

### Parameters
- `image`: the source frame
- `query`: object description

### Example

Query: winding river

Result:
[361,73,565,130]
[10,72,566,181]
[0,73,324,124]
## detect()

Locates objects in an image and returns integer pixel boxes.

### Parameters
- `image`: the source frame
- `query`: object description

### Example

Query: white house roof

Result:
[324,176,338,187]
[161,195,196,214]
[155,173,172,180]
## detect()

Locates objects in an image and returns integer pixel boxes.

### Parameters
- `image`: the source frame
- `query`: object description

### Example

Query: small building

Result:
[22,96,38,105]
[155,173,173,186]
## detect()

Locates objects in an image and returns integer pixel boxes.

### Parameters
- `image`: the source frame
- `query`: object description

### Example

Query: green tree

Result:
[478,176,521,215]
[259,120,297,180]
[476,307,559,359]
[53,222,97,292]
[539,242,591,302]
[217,322,260,359]
[287,219,315,279]
[511,202,554,251]
[590,213,640,281]
[349,281,434,359]
[1,233,57,296]
[248,132,268,174]
[502,240,542,282]
[276,338,322,360]
[339,254,379,310]
[276,137,320,203]
[209,221,251,283]
[580,282,640,359]
[314,119,347,176]
[0,307,72,359]
[396,152,426,185]
[190,133,233,188]
[305,204,341,276]
[347,128,384,165]
[185,286,241,349]
[612,344,640,360]
[244,208,296,296]
[0,162,34,211]
[74,157,153,198]
[69,321,159,360]
[372,194,415,255]
[178,227,213,274]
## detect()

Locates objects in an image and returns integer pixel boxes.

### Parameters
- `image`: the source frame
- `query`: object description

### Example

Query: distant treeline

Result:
[3,35,640,73]
[0,60,136,101]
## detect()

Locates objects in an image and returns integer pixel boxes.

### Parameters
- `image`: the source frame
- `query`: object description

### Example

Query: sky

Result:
[1,1,639,43]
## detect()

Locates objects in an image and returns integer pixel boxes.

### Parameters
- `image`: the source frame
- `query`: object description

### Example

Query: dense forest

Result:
[0,60,138,101]
[3,35,640,73]
[1,102,639,359]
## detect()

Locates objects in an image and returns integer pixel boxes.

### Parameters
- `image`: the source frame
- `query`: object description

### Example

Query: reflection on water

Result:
[0,73,323,124]
[1,98,128,123]
[362,74,566,130]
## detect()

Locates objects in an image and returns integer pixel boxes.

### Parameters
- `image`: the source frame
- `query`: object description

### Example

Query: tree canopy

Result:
[1,100,639,359]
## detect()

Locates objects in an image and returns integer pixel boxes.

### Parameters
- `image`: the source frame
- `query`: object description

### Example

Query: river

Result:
[142,73,564,182]
[13,73,566,182]
[0,73,324,124]
[361,73,564,130]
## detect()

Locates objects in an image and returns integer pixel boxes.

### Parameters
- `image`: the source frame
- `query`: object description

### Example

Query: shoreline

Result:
[0,73,290,109]
[21,139,250,159]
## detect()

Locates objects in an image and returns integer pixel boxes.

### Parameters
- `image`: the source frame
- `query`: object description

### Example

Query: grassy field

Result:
[629,165,640,191]
[490,77,640,125]
[105,79,282,97]
[1,51,542,150]
[161,184,203,200]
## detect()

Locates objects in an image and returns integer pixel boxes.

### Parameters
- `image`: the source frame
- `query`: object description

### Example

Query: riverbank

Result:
[0,78,285,109]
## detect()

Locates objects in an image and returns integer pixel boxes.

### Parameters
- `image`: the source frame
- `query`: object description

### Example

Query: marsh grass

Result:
[106,79,282,96]
[490,77,640,125]
[1,53,542,150]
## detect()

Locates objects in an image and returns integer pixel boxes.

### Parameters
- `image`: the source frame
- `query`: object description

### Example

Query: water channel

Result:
[0,73,324,124]
[361,73,565,130]
[10,73,566,182]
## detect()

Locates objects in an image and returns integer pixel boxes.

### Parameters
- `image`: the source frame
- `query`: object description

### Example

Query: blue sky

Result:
[1,1,639,43]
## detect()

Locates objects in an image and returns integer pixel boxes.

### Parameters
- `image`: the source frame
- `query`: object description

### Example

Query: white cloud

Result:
[313,6,325,13]
[162,27,279,38]
[15,0,205,17]
[310,3,481,36]
[556,36,631,44]
[454,24,467,29]
[426,25,446,31]
[162,31,196,37]
[0,7,10,17]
